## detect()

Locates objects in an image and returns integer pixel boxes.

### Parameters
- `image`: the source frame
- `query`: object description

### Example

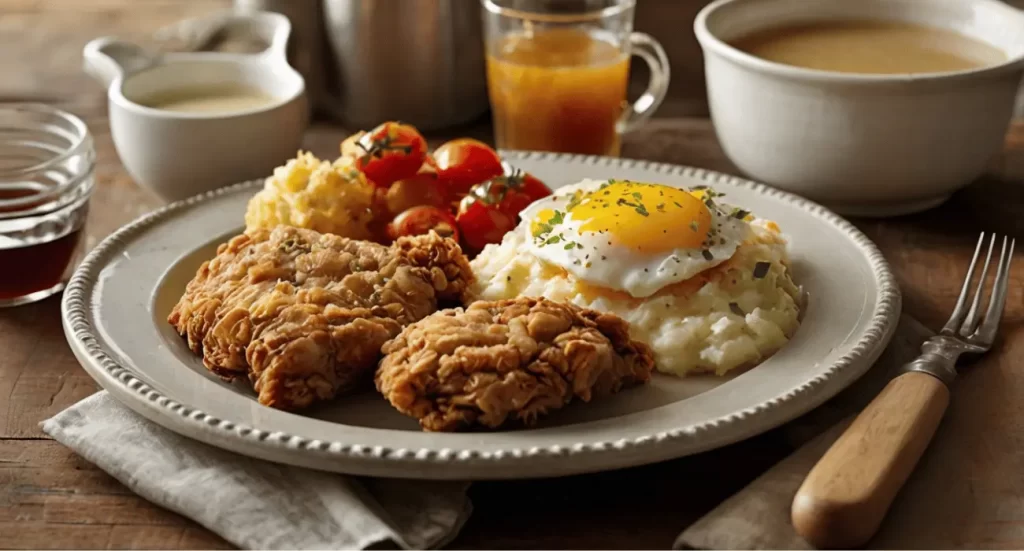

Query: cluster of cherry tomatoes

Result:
[346,121,552,254]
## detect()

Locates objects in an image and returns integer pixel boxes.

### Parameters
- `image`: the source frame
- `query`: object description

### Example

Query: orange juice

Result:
[486,28,630,156]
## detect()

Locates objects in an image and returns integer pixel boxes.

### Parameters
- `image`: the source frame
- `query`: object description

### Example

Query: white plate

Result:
[62,152,901,480]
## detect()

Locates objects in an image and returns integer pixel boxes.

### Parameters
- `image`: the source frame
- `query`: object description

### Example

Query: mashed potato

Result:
[469,220,802,376]
[245,152,375,239]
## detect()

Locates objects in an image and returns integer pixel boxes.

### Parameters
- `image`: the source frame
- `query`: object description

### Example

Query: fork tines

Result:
[941,232,1016,344]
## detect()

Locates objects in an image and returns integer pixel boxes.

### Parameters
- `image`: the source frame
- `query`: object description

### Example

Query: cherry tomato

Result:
[499,169,552,216]
[455,168,552,252]
[455,199,516,254]
[354,122,427,188]
[433,138,504,196]
[387,206,460,242]
[384,172,448,215]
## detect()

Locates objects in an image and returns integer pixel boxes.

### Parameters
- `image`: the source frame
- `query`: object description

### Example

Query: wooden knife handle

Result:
[791,371,950,549]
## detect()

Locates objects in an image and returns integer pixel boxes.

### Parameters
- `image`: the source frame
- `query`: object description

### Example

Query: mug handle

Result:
[83,37,158,89]
[618,32,671,134]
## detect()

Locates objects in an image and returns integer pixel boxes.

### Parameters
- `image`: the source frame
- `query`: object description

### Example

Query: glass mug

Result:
[482,0,670,157]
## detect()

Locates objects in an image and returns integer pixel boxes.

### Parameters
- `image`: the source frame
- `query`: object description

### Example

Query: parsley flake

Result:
[731,208,750,219]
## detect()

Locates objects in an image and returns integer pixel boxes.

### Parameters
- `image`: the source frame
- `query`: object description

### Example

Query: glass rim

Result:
[0,103,90,178]
[0,103,94,216]
[480,0,636,23]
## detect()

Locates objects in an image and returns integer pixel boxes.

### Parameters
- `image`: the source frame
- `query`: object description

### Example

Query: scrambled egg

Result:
[244,152,376,239]
[469,220,802,377]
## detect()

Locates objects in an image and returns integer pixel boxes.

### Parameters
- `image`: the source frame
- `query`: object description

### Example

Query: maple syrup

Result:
[0,104,94,307]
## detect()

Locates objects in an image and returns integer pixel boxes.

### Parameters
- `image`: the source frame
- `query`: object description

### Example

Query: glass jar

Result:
[0,104,95,307]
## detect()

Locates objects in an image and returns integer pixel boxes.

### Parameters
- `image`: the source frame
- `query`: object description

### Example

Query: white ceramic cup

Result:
[84,12,308,203]
[695,0,1024,217]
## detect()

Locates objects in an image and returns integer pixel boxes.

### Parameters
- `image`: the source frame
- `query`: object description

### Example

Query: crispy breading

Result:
[168,225,473,410]
[376,297,655,431]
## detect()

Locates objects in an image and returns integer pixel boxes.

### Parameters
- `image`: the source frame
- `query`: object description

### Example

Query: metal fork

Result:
[791,232,1015,549]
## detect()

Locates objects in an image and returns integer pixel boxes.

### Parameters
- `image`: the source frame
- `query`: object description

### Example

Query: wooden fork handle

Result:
[791,371,950,549]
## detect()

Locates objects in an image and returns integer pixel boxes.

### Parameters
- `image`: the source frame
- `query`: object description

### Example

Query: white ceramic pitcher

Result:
[84,12,308,203]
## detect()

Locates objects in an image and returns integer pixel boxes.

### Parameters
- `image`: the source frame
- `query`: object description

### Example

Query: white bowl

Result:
[695,0,1024,217]
[84,12,308,203]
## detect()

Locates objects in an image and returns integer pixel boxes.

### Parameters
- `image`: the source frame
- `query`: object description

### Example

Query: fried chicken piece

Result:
[376,297,655,432]
[168,225,473,410]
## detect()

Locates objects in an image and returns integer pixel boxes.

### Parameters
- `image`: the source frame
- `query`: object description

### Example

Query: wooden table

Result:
[4,2,1024,549]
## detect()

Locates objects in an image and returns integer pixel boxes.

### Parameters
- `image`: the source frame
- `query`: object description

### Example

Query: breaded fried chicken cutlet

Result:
[376,297,655,431]
[168,226,474,411]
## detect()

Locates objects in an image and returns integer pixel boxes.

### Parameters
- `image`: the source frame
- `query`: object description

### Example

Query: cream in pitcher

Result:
[141,84,279,114]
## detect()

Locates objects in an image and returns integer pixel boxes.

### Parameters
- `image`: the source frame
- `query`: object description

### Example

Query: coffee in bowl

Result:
[694,0,1024,217]
[730,20,1007,75]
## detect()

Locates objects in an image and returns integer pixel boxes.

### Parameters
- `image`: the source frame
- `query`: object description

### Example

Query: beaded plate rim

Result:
[61,151,901,479]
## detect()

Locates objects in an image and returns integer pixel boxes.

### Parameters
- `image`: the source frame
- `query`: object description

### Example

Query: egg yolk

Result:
[554,181,713,253]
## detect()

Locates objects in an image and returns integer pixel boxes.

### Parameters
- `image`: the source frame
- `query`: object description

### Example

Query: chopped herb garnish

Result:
[673,201,683,208]
[631,192,643,201]
[731,207,750,219]
[565,193,583,211]
[656,203,666,212]
[692,185,708,191]
[689,221,699,232]
[753,261,770,279]
[563,242,575,250]
[729,302,745,316]
[544,235,562,245]
[702,249,714,261]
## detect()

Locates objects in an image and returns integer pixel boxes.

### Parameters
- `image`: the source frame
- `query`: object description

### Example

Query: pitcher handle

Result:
[617,32,671,134]
[83,37,158,89]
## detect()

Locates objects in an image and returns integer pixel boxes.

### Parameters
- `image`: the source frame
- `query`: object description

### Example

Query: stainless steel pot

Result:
[320,0,490,131]
[235,0,489,131]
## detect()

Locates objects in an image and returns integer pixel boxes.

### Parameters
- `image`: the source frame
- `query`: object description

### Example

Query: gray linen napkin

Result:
[676,314,934,549]
[41,392,471,550]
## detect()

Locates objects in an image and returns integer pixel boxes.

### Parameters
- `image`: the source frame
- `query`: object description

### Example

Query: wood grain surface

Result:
[3,1,1024,549]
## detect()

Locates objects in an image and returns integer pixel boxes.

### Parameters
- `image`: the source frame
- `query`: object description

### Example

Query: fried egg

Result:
[520,179,753,298]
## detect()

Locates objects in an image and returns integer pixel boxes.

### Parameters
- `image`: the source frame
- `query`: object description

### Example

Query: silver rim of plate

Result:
[61,151,902,479]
